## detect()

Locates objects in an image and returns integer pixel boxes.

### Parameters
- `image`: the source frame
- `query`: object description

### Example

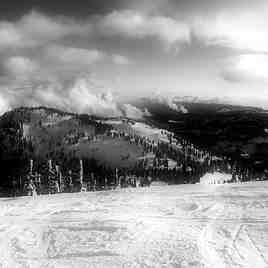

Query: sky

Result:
[0,0,268,115]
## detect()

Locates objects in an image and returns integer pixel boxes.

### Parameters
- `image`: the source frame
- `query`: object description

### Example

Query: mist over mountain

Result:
[1,92,268,193]
[132,96,268,171]
[134,95,266,115]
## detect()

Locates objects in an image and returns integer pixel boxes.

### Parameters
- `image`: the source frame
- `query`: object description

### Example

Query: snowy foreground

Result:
[1,183,268,268]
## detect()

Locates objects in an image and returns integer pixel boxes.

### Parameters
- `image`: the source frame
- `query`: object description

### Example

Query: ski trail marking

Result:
[198,201,226,268]
[232,225,268,268]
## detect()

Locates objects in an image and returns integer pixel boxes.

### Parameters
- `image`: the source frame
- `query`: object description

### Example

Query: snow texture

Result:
[1,182,268,267]
[200,172,232,184]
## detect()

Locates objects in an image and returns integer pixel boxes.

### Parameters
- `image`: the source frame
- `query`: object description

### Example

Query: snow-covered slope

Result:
[1,182,268,267]
[200,172,232,184]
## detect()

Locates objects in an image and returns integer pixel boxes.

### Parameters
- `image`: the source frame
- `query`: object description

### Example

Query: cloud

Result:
[179,105,188,114]
[67,78,122,116]
[0,22,22,50]
[150,92,180,111]
[98,10,190,46]
[222,54,268,82]
[0,74,156,118]
[0,11,89,50]
[0,93,10,115]
[0,11,141,117]
[19,11,86,41]
[192,8,268,84]
[0,11,142,81]
[45,45,104,66]
[5,8,268,114]
[122,104,150,119]
[0,77,123,117]
[0,10,191,52]
[112,54,131,65]
[193,9,268,53]
[3,56,39,77]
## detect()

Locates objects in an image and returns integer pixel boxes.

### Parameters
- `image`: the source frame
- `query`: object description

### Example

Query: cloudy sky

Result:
[0,0,268,115]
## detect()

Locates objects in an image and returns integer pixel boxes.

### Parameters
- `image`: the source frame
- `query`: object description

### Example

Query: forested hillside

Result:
[0,107,111,190]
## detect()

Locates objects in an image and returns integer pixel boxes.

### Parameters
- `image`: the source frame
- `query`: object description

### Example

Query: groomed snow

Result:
[200,172,232,184]
[1,182,268,267]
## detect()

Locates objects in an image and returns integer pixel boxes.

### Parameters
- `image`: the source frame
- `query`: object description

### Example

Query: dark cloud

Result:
[163,0,267,16]
[0,0,268,114]
[2,0,266,20]
[0,0,123,19]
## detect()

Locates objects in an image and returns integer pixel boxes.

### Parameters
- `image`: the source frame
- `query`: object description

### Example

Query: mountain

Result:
[132,96,268,172]
[0,107,141,190]
[135,96,265,115]
[2,99,268,193]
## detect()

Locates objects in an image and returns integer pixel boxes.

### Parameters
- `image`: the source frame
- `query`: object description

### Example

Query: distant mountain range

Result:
[134,95,266,115]
[132,96,268,172]
[1,96,268,190]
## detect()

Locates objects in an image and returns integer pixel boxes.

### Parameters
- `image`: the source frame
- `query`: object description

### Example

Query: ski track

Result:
[0,183,268,267]
[197,184,268,268]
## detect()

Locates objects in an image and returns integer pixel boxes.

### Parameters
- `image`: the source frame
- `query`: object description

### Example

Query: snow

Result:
[131,122,172,144]
[200,172,232,184]
[22,123,30,138]
[1,182,268,267]
[179,105,188,114]
[102,120,123,125]
[168,159,178,169]
[132,122,162,137]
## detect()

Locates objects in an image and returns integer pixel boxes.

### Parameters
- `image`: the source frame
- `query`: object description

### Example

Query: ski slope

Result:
[1,182,268,267]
